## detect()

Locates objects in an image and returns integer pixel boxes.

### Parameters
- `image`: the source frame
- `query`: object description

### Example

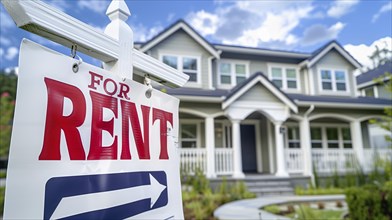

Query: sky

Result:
[0,0,391,71]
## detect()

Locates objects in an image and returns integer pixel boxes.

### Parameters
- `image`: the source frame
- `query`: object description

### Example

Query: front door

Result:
[240,124,257,173]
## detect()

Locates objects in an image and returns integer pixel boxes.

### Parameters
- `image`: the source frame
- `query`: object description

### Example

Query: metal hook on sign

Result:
[144,74,153,98]
[70,44,83,73]
[71,44,77,58]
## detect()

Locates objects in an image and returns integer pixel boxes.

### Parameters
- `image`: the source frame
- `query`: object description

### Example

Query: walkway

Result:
[214,195,345,220]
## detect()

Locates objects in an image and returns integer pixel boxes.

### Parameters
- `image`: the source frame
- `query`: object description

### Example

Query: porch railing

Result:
[215,148,233,175]
[285,149,304,173]
[311,149,357,173]
[363,148,392,172]
[179,148,207,175]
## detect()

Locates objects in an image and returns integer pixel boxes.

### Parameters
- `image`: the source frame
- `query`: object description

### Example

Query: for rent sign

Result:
[4,40,184,219]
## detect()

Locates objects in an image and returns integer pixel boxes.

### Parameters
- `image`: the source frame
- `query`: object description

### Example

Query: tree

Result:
[0,70,18,158]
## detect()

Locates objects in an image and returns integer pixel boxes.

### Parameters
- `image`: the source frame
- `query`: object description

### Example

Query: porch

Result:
[179,148,392,176]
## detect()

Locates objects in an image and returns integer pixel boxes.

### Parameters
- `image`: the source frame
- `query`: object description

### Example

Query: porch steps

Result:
[244,177,294,196]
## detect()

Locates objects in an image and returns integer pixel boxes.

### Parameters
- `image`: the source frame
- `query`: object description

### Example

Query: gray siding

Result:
[148,30,212,89]
[249,61,268,75]
[311,49,356,97]
[237,83,280,103]
[377,84,392,99]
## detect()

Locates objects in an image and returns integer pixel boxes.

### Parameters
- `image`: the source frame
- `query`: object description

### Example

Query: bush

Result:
[263,205,281,215]
[345,181,392,220]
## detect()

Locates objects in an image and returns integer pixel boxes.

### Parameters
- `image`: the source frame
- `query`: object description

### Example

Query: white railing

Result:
[215,148,234,175]
[363,148,392,172]
[179,148,207,175]
[311,149,357,173]
[285,149,304,173]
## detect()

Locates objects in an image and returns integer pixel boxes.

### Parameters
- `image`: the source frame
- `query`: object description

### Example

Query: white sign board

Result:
[4,39,184,219]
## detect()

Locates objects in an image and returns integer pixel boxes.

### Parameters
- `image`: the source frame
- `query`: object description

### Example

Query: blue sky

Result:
[1,0,391,70]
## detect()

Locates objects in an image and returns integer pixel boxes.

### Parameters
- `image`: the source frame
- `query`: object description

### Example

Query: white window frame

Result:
[318,67,350,94]
[284,124,301,149]
[268,63,301,92]
[218,59,249,88]
[159,52,201,87]
[362,86,378,98]
[180,120,202,148]
[310,123,352,149]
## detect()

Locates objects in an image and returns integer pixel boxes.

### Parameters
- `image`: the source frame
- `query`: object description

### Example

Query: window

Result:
[311,127,323,148]
[363,87,376,97]
[183,57,197,82]
[218,61,249,86]
[219,63,231,85]
[162,55,199,83]
[326,128,339,148]
[311,126,352,149]
[287,127,300,148]
[320,69,348,92]
[270,66,299,90]
[180,123,198,148]
[342,128,352,148]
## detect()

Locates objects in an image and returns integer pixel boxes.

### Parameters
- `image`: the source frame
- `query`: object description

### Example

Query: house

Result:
[357,61,391,99]
[136,20,392,179]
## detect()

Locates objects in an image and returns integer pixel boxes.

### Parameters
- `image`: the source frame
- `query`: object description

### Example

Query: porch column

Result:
[231,119,245,178]
[300,118,313,176]
[205,117,216,178]
[350,120,365,166]
[274,121,289,177]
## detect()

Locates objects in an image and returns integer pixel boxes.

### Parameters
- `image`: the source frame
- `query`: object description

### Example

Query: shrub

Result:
[317,202,325,210]
[263,205,281,215]
[345,181,392,220]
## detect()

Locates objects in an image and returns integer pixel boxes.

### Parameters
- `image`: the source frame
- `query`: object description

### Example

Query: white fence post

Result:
[104,0,133,79]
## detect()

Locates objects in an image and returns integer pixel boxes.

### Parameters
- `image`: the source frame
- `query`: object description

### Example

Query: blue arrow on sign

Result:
[43,171,168,219]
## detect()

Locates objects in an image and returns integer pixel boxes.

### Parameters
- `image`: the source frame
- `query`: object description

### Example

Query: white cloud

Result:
[78,0,109,13]
[132,24,163,42]
[327,0,359,18]
[302,22,345,46]
[372,1,392,22]
[186,2,313,48]
[344,37,392,69]
[4,47,18,61]
[0,48,4,57]
[187,10,218,36]
[167,13,175,23]
[0,36,11,46]
[44,0,69,12]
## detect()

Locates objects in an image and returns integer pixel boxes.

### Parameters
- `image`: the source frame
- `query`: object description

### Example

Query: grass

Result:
[287,207,344,219]
[263,203,346,220]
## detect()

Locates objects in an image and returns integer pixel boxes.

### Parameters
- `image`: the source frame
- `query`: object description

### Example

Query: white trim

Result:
[222,75,298,113]
[140,22,220,58]
[217,59,250,88]
[267,63,301,93]
[267,121,275,173]
[300,42,361,69]
[317,67,350,95]
[159,52,202,87]
[174,95,223,103]
[208,56,215,89]
[308,68,315,95]
[179,108,209,118]
[1,0,189,88]
[179,120,203,149]
[309,114,355,122]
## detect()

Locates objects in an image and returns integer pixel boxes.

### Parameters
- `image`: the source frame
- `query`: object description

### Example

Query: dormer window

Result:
[218,60,249,87]
[161,54,200,84]
[268,65,300,91]
[319,69,348,92]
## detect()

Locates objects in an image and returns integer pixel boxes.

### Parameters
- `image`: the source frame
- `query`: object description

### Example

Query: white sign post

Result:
[1,0,188,219]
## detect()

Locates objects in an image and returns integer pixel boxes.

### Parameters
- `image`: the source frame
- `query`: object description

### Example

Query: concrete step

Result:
[245,181,291,187]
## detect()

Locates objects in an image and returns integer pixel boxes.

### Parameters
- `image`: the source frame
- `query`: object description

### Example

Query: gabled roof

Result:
[139,19,220,58]
[300,40,362,69]
[222,72,298,113]
[357,61,392,88]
